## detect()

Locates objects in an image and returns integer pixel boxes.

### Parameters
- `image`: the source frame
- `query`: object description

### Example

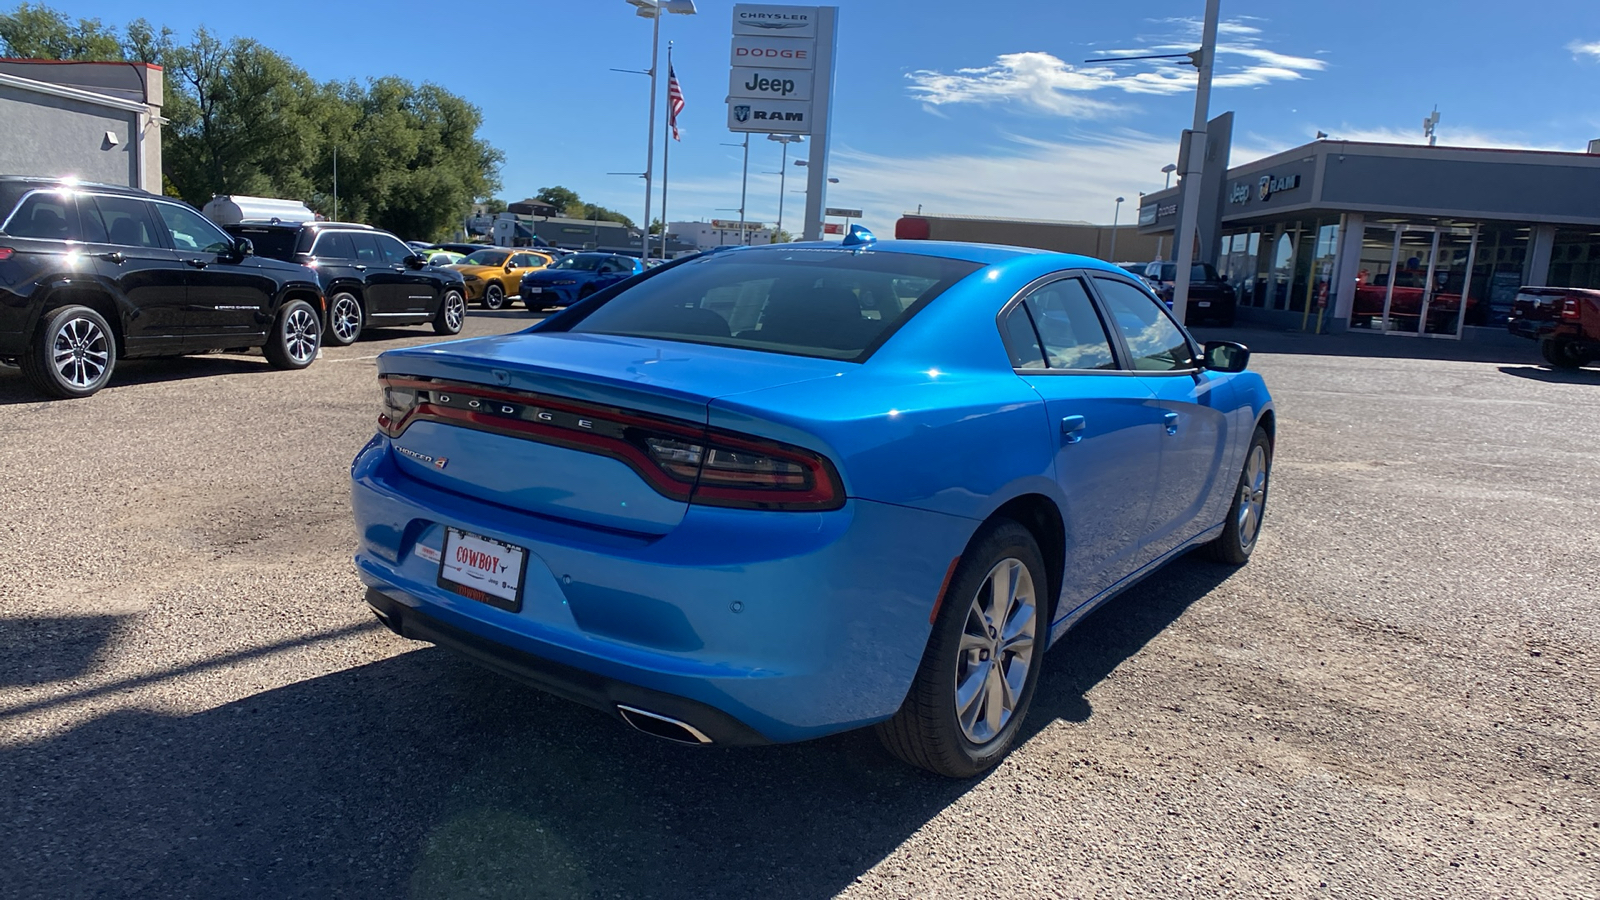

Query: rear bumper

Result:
[365,587,772,745]
[1507,318,1555,340]
[349,438,977,743]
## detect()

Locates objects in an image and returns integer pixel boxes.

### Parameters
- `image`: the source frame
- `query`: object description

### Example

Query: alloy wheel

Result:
[954,557,1038,745]
[284,306,319,364]
[444,291,464,330]
[52,316,110,389]
[331,296,361,343]
[1236,444,1268,548]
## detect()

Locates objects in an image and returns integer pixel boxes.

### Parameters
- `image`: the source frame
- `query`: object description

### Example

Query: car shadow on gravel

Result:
[1497,365,1600,384]
[0,356,273,405]
[0,557,1232,899]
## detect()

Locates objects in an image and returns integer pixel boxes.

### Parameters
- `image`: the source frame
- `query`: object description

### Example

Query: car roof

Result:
[0,175,153,198]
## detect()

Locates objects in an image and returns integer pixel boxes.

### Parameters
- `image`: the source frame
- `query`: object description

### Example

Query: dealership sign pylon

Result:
[727,4,838,241]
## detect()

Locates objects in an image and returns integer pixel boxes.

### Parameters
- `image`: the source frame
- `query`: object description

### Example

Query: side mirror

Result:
[1201,340,1250,373]
[233,237,254,259]
[404,254,426,269]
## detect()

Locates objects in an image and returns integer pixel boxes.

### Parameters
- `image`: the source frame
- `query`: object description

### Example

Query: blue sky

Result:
[45,0,1600,236]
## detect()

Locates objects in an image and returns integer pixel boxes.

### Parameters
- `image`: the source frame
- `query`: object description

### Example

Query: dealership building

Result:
[0,59,164,192]
[1137,138,1600,339]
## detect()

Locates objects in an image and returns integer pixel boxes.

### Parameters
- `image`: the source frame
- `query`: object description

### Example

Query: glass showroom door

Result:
[1420,226,1480,337]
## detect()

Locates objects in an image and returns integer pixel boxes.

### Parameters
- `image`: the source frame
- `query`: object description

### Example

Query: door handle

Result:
[1163,412,1179,435]
[97,251,125,264]
[184,258,207,269]
[1061,415,1087,444]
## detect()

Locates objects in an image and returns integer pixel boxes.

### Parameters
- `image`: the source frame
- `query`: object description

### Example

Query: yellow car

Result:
[450,248,553,309]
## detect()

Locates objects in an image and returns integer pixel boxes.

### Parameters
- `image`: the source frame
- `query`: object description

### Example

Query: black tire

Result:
[21,304,116,399]
[262,299,321,370]
[1209,426,1272,565]
[875,519,1050,778]
[1541,338,1583,370]
[433,288,465,335]
[483,282,506,310]
[325,291,363,346]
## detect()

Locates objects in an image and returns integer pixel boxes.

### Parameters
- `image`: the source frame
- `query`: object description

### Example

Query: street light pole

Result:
[1170,0,1220,327]
[1109,196,1124,261]
[626,0,696,261]
[767,133,803,239]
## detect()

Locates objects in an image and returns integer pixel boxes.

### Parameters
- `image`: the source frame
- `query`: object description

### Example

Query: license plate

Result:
[1197,301,1211,308]
[438,527,527,612]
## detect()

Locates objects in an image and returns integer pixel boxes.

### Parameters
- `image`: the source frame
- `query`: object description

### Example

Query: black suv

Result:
[222,222,466,345]
[0,176,325,399]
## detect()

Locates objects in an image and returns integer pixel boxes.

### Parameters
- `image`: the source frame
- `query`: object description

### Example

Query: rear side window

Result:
[1093,276,1195,372]
[232,228,299,261]
[312,231,356,260]
[1026,278,1117,370]
[5,192,78,241]
[566,249,984,362]
[91,195,164,249]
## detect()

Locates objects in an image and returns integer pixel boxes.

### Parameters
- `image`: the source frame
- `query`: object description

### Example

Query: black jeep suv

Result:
[0,176,325,399]
[222,221,466,346]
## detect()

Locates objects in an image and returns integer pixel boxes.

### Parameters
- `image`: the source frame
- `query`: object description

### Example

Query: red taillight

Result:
[378,375,844,511]
[0,248,14,261]
[1561,298,1582,320]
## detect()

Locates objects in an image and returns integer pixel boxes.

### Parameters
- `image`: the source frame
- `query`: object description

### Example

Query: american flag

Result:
[667,63,685,140]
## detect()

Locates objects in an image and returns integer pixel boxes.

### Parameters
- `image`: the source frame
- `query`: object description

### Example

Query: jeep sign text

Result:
[728,67,814,102]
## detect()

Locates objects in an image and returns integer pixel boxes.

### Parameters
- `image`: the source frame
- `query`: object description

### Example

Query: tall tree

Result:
[0,2,122,60]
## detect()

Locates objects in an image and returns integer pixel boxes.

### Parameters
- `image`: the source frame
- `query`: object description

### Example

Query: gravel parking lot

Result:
[0,316,1595,899]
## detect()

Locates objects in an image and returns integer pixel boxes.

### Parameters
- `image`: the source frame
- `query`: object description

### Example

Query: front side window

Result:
[154,202,233,254]
[564,249,983,361]
[90,196,163,249]
[374,234,412,265]
[1024,278,1117,370]
[1093,276,1195,372]
[5,192,78,241]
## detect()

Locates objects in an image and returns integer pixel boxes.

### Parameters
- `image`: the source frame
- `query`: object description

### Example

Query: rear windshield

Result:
[227,226,299,261]
[566,248,984,361]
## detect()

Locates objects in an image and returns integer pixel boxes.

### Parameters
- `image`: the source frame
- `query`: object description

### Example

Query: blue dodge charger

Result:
[351,229,1275,776]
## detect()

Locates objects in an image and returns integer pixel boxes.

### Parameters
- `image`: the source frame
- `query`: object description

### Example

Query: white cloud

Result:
[906,18,1324,116]
[1569,39,1600,61]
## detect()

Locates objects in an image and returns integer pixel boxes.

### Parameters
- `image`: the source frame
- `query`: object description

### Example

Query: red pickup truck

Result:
[1351,269,1485,330]
[1507,286,1600,369]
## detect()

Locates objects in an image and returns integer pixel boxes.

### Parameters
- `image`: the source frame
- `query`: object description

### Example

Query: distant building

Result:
[893,213,1161,263]
[507,198,559,217]
[668,219,776,250]
[0,59,164,191]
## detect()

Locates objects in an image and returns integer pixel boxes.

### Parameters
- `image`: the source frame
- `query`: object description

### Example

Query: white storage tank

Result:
[202,195,317,226]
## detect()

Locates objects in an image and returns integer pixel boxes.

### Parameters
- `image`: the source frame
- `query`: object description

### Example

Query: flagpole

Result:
[660,43,675,261]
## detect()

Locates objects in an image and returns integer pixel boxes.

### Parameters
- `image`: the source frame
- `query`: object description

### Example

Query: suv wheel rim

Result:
[284,307,319,363]
[955,557,1037,745]
[485,285,503,309]
[444,291,464,330]
[1237,444,1268,547]
[52,316,110,389]
[331,296,360,342]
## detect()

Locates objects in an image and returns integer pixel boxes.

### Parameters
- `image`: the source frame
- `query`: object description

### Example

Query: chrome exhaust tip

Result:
[617,704,713,745]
